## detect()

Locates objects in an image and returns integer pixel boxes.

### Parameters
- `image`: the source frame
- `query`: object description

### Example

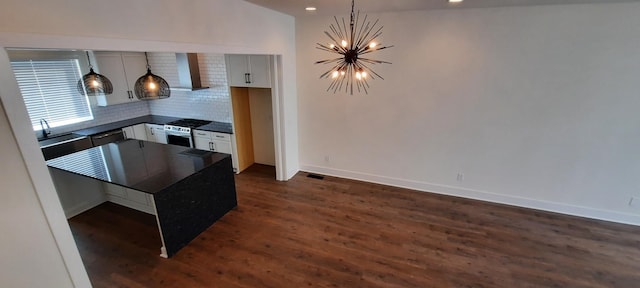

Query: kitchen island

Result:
[47,140,237,258]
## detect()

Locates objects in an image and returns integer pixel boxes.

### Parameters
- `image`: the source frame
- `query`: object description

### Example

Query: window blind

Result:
[10,59,93,131]
[47,148,111,181]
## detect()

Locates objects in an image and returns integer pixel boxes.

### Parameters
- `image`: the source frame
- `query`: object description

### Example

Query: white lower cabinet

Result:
[146,124,167,144]
[103,182,155,215]
[122,123,148,141]
[193,130,236,171]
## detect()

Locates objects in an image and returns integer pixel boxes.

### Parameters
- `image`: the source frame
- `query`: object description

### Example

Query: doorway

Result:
[230,86,276,173]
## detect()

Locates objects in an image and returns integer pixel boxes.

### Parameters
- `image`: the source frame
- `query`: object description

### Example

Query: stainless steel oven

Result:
[165,126,193,148]
[166,131,192,147]
[164,119,211,148]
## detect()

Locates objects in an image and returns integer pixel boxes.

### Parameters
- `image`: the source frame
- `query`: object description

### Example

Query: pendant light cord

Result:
[350,0,355,49]
[85,51,93,69]
[144,52,151,70]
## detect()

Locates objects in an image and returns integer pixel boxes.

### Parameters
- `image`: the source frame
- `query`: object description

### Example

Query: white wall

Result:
[0,0,297,285]
[0,49,90,287]
[297,2,640,225]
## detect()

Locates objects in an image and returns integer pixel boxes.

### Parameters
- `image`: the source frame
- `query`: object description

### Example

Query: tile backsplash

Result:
[51,100,151,135]
[147,53,231,123]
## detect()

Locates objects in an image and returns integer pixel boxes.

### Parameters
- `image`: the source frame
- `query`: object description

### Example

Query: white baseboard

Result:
[106,195,155,215]
[300,164,640,226]
[64,198,106,219]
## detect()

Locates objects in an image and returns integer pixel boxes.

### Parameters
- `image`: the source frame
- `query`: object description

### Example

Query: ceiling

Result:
[243,0,640,17]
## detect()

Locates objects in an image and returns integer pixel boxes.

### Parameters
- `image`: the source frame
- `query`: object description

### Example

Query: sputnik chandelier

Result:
[315,0,393,94]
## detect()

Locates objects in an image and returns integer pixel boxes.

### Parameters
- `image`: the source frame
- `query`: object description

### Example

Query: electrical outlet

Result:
[456,173,464,182]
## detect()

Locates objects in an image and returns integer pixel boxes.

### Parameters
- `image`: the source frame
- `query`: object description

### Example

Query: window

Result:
[10,55,93,131]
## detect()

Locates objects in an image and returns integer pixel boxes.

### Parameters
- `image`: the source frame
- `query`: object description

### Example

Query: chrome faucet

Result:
[39,118,51,138]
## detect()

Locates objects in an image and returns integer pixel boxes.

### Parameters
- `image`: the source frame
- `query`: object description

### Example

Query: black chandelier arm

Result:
[323,31,342,50]
[315,57,344,65]
[355,61,385,80]
[358,57,392,65]
[356,21,382,49]
[354,13,368,48]
[331,16,346,40]
[358,45,394,55]
[316,45,340,54]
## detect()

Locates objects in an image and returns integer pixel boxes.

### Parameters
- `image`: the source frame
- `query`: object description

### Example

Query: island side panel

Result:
[153,156,237,258]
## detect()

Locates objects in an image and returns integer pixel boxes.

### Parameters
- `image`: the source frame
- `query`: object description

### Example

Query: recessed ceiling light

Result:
[306,7,317,11]
[449,0,463,3]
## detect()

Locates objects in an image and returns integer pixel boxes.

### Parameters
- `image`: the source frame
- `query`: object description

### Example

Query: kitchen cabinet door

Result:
[94,52,130,105]
[227,55,250,87]
[132,124,148,141]
[122,123,148,141]
[226,55,271,88]
[193,129,236,172]
[193,133,211,151]
[94,52,146,106]
[122,52,148,100]
[122,126,135,140]
[146,124,167,144]
[247,55,271,88]
[212,140,232,154]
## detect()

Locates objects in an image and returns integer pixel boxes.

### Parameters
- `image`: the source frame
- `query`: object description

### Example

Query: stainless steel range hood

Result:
[172,53,209,91]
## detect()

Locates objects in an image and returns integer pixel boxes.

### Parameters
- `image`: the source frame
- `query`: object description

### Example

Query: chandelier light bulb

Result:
[340,71,346,76]
[362,71,368,78]
[341,40,348,47]
[369,42,377,49]
[355,71,362,80]
[148,81,157,90]
[332,71,339,78]
[91,79,99,88]
[329,44,336,49]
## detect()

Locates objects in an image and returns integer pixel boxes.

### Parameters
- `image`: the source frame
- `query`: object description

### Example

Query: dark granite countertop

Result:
[194,121,233,134]
[73,115,233,136]
[74,115,182,136]
[47,140,230,194]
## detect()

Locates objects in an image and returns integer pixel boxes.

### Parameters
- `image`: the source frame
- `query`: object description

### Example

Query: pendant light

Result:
[77,51,113,96]
[315,0,393,95]
[134,52,170,100]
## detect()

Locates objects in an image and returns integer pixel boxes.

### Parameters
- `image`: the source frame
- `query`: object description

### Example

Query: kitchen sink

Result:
[38,133,86,148]
[39,133,93,160]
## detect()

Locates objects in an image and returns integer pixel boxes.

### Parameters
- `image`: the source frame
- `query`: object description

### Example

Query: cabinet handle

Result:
[127,91,132,99]
[215,135,225,138]
[209,142,213,151]
[123,130,127,139]
[245,73,251,84]
[150,128,154,135]
[197,133,206,136]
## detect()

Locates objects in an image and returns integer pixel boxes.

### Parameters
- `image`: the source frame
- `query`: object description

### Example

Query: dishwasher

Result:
[90,129,125,146]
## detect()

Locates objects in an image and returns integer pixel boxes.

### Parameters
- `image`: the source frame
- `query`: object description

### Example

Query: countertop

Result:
[195,121,233,134]
[47,139,230,194]
[73,115,233,136]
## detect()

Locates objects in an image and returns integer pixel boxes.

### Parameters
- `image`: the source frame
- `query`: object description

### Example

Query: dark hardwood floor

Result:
[69,164,640,287]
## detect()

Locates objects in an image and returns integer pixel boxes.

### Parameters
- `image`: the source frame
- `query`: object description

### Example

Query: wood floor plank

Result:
[68,164,640,287]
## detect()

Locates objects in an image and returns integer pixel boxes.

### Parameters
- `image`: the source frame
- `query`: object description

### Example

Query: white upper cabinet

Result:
[93,52,147,106]
[226,55,271,88]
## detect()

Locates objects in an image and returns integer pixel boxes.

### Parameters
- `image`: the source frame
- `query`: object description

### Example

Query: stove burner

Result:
[166,119,212,128]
